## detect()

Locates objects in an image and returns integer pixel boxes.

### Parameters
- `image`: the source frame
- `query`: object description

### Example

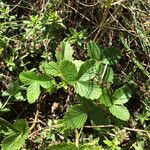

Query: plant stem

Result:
[29,109,39,131]
[100,64,108,84]
[2,96,11,108]
[75,129,79,148]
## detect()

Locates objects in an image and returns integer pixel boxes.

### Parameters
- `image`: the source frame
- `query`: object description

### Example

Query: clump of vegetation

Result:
[0,0,149,149]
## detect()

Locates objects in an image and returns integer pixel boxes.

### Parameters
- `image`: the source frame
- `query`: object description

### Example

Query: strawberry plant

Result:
[1,0,149,149]
[17,40,132,148]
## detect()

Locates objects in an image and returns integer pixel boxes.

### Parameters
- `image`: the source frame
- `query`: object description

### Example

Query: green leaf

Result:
[100,89,112,107]
[47,143,78,150]
[27,82,40,103]
[87,41,121,65]
[75,81,102,100]
[7,81,19,96]
[2,120,29,150]
[19,71,53,84]
[103,66,114,83]
[55,41,74,62]
[103,139,113,146]
[19,71,37,85]
[40,79,56,93]
[41,61,61,76]
[87,41,102,61]
[113,86,131,105]
[79,145,103,150]
[89,106,110,126]
[60,61,78,84]
[109,105,130,121]
[73,60,84,72]
[77,60,99,81]
[19,71,55,103]
[63,105,88,129]
[103,47,122,65]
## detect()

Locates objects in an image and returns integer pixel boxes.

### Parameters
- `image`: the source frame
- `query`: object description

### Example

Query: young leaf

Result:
[60,61,77,83]
[77,60,100,81]
[55,41,74,62]
[63,105,88,129]
[2,120,29,150]
[27,82,40,103]
[109,105,130,121]
[113,86,131,105]
[40,61,61,76]
[75,81,102,100]
[47,143,78,150]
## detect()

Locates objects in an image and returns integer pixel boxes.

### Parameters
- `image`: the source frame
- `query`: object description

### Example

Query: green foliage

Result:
[103,138,121,150]
[100,86,131,121]
[89,106,110,126]
[109,105,130,121]
[1,119,29,150]
[77,60,99,81]
[60,61,78,83]
[1,0,149,149]
[47,143,103,150]
[79,145,103,150]
[41,61,61,76]
[63,105,88,130]
[75,81,102,100]
[55,41,74,62]
[47,143,78,150]
[87,41,122,65]
[67,28,86,46]
[19,71,55,103]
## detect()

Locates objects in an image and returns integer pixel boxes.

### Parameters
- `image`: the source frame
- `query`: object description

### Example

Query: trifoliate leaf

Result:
[75,81,102,100]
[27,82,40,103]
[113,86,131,105]
[109,105,130,121]
[2,120,29,150]
[19,71,55,103]
[60,61,77,84]
[55,41,74,62]
[77,60,100,81]
[63,105,88,129]
[47,143,78,150]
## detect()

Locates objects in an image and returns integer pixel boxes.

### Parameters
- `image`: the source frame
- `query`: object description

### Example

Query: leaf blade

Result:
[27,82,40,103]
[109,105,130,121]
[63,105,88,129]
